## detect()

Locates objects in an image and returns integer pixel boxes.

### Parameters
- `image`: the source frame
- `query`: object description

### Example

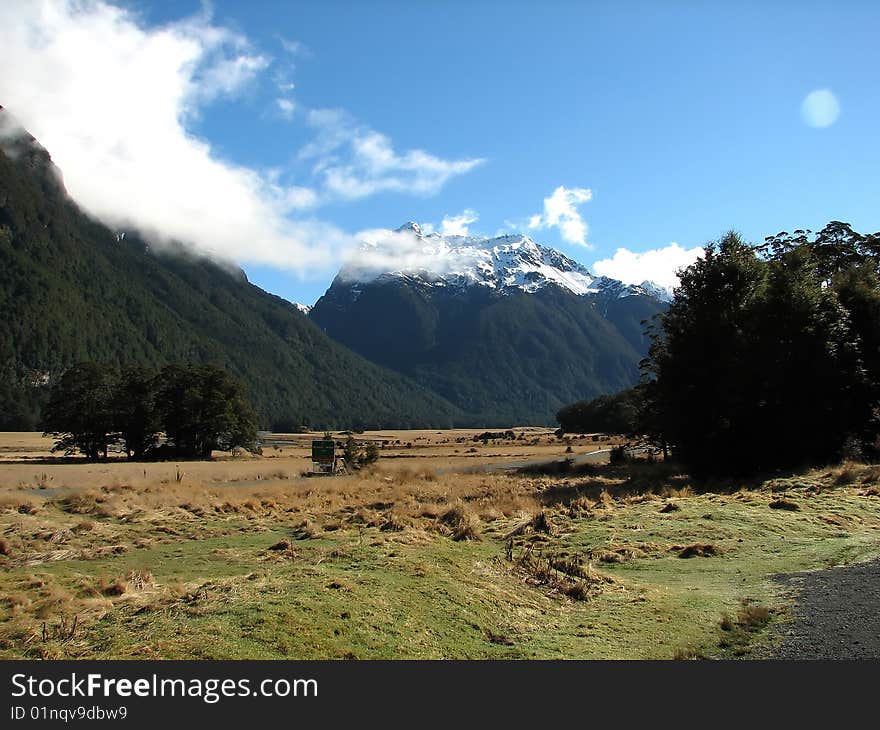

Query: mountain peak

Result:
[396,221,424,235]
[341,226,669,302]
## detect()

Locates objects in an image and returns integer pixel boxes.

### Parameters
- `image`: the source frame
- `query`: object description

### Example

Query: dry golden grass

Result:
[0,429,620,490]
[2,430,879,660]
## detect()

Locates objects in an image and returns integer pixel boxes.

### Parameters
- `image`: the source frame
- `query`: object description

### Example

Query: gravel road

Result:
[766,557,880,659]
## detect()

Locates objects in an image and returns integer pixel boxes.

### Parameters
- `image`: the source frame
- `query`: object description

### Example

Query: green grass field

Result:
[2,452,879,659]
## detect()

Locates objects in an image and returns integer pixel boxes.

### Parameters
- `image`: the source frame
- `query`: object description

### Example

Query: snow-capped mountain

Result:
[340,222,672,302]
[293,302,312,315]
[310,223,671,425]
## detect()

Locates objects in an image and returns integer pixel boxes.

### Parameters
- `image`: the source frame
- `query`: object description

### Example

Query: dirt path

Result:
[766,557,880,659]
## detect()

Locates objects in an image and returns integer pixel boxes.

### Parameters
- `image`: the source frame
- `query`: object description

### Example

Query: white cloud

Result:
[342,227,474,282]
[276,97,296,119]
[194,53,269,105]
[303,109,485,201]
[0,1,483,276]
[0,0,343,271]
[279,37,310,57]
[592,243,704,289]
[440,209,478,236]
[528,185,593,247]
[801,88,840,128]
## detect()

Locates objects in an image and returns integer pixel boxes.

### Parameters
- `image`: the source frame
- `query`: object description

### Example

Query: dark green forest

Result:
[558,223,880,475]
[556,385,644,435]
[310,274,665,425]
[0,117,465,431]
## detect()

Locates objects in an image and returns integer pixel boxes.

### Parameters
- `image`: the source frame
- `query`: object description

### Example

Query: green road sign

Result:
[312,440,335,463]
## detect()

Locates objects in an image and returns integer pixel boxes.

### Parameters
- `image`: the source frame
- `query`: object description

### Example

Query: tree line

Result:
[557,221,880,475]
[42,362,259,460]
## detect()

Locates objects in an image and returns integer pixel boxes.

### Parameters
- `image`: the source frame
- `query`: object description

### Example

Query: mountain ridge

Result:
[339,221,672,303]
[310,228,669,424]
[0,107,467,430]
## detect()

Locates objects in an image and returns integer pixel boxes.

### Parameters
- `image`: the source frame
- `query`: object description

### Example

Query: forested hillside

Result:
[311,273,665,425]
[0,110,465,430]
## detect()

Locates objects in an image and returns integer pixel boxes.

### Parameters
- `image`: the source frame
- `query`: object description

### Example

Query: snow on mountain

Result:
[636,280,675,301]
[339,222,671,302]
[294,302,312,315]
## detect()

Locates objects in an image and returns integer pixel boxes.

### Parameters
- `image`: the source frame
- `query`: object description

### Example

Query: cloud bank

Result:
[528,185,593,247]
[592,243,704,290]
[0,0,481,274]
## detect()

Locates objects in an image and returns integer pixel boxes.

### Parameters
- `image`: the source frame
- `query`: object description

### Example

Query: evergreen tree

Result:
[41,362,116,460]
[156,364,258,458]
[363,441,380,465]
[642,224,879,475]
[41,362,259,460]
[112,365,160,459]
[644,232,766,473]
[342,435,360,470]
[556,386,643,435]
[1,119,466,432]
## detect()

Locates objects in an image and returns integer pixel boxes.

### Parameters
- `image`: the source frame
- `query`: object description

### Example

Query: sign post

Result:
[311,439,336,475]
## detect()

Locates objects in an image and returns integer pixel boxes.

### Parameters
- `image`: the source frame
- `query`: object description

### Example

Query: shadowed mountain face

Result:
[310,227,668,425]
[0,109,465,430]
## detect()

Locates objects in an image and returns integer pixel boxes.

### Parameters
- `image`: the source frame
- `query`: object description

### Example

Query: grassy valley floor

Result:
[1,432,879,659]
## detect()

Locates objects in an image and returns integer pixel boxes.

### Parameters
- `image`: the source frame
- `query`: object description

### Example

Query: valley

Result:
[2,431,879,660]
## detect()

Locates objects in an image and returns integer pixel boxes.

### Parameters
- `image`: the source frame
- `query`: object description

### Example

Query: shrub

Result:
[609,446,631,465]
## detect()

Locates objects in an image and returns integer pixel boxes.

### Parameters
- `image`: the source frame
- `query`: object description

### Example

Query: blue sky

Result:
[2,0,878,305]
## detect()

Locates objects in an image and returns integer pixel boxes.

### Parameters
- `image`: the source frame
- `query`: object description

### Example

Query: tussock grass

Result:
[590,544,656,563]
[2,432,880,660]
[673,646,707,660]
[291,519,320,540]
[125,570,155,591]
[717,599,775,656]
[737,601,771,629]
[515,547,617,602]
[439,504,482,541]
[675,543,721,559]
[10,544,129,568]
[380,511,411,533]
[0,494,41,514]
[859,466,880,484]
[504,510,553,539]
[101,578,127,596]
[768,498,800,511]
